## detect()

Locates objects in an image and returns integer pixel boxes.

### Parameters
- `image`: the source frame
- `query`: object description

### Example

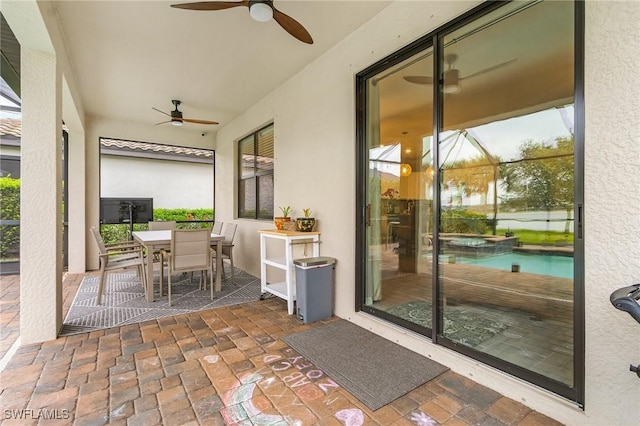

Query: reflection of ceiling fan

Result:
[171,0,313,44]
[153,100,219,126]
[403,54,516,93]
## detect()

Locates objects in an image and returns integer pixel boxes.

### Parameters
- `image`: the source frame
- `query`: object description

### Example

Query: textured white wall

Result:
[216,1,640,424]
[583,1,640,425]
[100,156,214,210]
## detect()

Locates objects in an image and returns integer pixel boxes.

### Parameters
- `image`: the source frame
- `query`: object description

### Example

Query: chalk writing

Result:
[335,408,364,426]
[410,411,438,426]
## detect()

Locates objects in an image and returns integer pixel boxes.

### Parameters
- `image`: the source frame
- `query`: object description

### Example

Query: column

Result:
[20,47,63,344]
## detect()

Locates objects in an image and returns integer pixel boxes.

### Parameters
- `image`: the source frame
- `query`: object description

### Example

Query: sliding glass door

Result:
[361,48,435,336]
[438,0,576,388]
[357,0,582,403]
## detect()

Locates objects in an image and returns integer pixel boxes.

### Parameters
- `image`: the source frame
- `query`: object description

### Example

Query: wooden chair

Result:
[90,226,146,305]
[211,222,237,284]
[161,228,213,306]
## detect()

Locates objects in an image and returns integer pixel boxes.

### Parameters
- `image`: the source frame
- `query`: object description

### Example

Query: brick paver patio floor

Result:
[0,273,563,425]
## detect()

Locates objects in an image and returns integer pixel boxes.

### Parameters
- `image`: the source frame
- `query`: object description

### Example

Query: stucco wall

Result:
[215,1,640,425]
[583,0,640,424]
[100,155,214,210]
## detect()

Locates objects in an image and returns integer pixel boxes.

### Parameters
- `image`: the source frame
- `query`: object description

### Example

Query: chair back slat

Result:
[170,228,211,272]
[221,223,237,245]
[149,221,177,231]
[212,221,223,234]
[90,226,107,255]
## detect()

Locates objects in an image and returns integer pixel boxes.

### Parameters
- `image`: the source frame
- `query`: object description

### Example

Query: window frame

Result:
[237,123,274,220]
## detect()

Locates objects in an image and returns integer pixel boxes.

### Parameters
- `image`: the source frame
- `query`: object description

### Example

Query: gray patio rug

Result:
[386,300,508,347]
[282,319,448,411]
[60,265,263,336]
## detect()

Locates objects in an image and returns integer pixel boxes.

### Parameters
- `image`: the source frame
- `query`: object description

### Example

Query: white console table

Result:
[259,230,321,314]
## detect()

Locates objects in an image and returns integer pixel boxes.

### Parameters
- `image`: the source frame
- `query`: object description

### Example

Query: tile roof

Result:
[0,118,21,138]
[100,138,213,159]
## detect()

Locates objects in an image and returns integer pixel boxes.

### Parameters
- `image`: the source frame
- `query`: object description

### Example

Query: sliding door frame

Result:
[355,0,585,406]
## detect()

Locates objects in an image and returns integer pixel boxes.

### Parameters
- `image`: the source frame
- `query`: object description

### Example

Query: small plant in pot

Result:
[274,206,292,230]
[296,208,316,232]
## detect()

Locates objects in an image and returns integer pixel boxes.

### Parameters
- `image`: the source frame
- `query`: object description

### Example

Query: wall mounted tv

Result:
[100,198,153,224]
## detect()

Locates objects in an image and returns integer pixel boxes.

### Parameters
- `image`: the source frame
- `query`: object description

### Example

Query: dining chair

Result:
[148,221,177,294]
[161,228,213,306]
[90,226,147,305]
[212,221,223,235]
[211,222,237,284]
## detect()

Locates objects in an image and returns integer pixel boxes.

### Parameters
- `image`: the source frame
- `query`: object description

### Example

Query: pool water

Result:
[455,252,574,279]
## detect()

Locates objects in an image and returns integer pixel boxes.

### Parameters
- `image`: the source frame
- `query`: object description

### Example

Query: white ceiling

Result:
[54,0,391,132]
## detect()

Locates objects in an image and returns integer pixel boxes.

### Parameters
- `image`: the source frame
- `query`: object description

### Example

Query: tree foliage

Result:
[500,137,574,211]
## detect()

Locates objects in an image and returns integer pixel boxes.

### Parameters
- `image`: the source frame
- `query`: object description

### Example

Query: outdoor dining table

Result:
[132,229,225,302]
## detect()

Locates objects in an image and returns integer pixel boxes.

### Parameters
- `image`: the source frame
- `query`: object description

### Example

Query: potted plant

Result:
[274,206,292,230]
[296,208,316,232]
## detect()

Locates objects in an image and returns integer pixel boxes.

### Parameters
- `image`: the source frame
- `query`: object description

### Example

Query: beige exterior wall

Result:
[216,1,640,425]
[100,155,214,210]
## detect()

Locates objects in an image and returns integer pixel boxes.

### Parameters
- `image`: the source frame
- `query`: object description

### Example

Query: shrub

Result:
[0,177,20,258]
[100,208,214,244]
[440,208,490,235]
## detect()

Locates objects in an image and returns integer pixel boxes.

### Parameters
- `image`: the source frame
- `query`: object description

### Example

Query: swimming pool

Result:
[455,252,574,279]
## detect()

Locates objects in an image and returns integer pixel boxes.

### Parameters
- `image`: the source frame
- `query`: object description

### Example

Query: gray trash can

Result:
[294,256,336,324]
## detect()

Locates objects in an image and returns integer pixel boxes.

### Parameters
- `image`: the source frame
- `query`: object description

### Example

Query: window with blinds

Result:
[238,123,274,219]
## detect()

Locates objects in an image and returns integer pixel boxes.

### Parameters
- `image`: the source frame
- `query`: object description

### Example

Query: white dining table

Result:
[132,230,224,302]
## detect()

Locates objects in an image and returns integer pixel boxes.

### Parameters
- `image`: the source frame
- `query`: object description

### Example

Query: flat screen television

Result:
[100,198,153,224]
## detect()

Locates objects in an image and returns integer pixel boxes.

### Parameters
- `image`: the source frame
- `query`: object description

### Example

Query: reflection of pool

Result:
[449,237,487,247]
[456,253,573,279]
[443,236,518,257]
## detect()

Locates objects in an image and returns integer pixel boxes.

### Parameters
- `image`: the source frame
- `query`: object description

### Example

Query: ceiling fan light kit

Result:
[443,69,460,93]
[171,0,313,44]
[153,99,219,127]
[249,1,273,22]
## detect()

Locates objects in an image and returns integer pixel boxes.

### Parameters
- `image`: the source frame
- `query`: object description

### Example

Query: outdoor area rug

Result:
[281,319,448,411]
[60,265,263,336]
[386,300,508,347]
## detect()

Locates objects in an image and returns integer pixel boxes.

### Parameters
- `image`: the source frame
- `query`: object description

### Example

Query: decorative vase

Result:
[274,217,291,230]
[296,217,316,232]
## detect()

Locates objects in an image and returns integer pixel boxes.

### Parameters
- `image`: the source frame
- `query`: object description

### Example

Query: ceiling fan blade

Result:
[182,118,219,125]
[403,76,434,85]
[153,107,171,117]
[460,58,517,80]
[170,1,248,11]
[155,120,172,126]
[272,8,313,44]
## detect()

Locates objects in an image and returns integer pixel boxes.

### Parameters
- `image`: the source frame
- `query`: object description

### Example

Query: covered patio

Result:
[1,1,639,425]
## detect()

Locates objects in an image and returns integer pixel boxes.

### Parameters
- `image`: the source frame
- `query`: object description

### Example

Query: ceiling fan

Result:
[403,54,516,93]
[153,100,219,126]
[170,0,313,44]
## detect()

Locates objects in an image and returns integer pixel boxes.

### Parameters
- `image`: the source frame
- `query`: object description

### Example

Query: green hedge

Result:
[100,208,214,244]
[440,208,490,235]
[0,177,20,259]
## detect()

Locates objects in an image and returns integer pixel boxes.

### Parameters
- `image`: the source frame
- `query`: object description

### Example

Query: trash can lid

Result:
[294,256,336,267]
